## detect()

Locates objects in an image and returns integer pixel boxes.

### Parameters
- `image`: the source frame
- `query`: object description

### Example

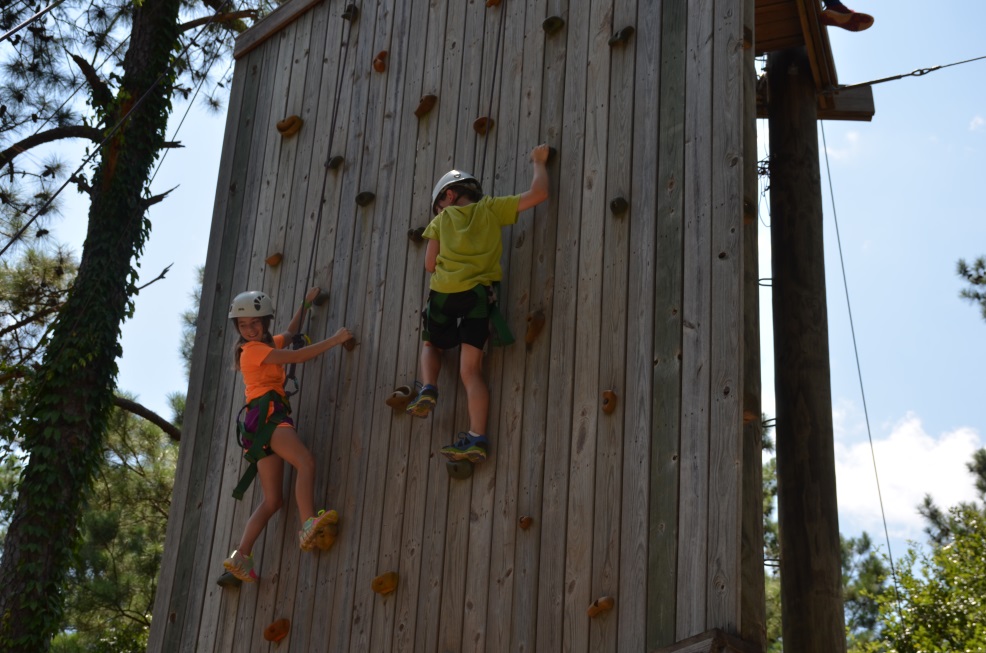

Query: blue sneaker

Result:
[406,385,437,418]
[440,432,490,463]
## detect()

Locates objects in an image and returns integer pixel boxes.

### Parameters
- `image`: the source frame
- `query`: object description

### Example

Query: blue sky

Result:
[48,0,986,563]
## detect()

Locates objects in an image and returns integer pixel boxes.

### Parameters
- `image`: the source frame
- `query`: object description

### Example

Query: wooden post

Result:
[766,46,847,653]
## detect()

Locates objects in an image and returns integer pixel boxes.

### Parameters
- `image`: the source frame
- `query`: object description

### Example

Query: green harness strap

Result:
[427,283,514,346]
[232,390,291,500]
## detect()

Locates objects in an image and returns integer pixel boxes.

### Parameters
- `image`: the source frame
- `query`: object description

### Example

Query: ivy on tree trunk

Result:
[0,1,183,649]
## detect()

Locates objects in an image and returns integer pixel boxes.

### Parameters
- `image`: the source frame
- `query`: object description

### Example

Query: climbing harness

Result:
[423,283,514,347]
[231,390,292,500]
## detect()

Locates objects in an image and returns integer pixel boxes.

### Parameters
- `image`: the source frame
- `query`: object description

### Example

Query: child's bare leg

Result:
[270,426,317,522]
[236,453,285,554]
[460,343,488,434]
[420,341,442,386]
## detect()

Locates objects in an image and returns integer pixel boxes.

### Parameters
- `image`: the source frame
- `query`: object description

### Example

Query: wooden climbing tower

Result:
[149,0,776,651]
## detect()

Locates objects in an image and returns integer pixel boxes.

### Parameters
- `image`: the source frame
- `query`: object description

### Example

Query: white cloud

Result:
[970,115,986,132]
[823,130,862,161]
[835,413,981,545]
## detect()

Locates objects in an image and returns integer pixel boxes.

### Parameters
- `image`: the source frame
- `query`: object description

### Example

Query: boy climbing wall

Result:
[406,144,551,463]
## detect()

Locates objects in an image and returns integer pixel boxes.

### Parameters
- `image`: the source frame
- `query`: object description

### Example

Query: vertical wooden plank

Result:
[706,0,744,633]
[562,0,608,649]
[536,0,586,649]
[649,0,685,646]
[436,1,489,650]
[510,0,561,649]
[740,0,766,647]
[148,50,251,653]
[463,4,519,652]
[483,1,544,651]
[676,0,714,639]
[391,0,449,649]
[590,0,633,650]
[620,0,659,651]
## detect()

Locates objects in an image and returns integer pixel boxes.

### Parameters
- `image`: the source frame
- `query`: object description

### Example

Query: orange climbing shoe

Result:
[819,1,873,31]
[299,509,339,551]
[223,550,258,583]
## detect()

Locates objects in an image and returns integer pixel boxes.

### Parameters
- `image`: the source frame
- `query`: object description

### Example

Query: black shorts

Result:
[422,288,490,350]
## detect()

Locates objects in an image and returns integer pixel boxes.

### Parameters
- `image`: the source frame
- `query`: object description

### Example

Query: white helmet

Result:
[228,291,274,318]
[431,170,482,215]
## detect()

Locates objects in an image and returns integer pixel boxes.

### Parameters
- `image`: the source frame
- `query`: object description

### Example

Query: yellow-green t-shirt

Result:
[422,194,520,293]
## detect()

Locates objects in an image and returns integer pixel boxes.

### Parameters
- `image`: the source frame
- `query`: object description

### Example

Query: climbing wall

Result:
[150,0,759,651]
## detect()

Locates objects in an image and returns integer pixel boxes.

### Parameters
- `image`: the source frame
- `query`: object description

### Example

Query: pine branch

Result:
[0,125,104,169]
[69,53,113,110]
[181,8,257,33]
[112,396,181,441]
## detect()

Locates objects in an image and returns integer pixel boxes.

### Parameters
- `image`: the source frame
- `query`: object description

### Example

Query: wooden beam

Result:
[757,80,875,122]
[233,0,324,60]
[766,46,847,653]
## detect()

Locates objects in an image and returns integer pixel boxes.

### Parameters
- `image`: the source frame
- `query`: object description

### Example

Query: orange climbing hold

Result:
[518,515,534,530]
[587,596,615,618]
[263,618,290,642]
[602,390,618,415]
[473,116,494,136]
[276,115,303,137]
[265,252,283,267]
[373,50,388,72]
[414,94,438,118]
[386,385,413,411]
[371,571,399,595]
[525,310,546,345]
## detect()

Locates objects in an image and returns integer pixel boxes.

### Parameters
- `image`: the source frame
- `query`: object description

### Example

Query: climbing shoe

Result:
[819,1,873,31]
[405,385,438,418]
[223,550,258,583]
[299,509,339,551]
[440,432,490,463]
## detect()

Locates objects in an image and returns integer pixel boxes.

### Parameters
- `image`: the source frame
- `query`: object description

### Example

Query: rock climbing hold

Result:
[276,115,303,137]
[313,291,330,306]
[343,337,357,351]
[547,146,558,164]
[326,155,344,170]
[263,618,290,642]
[473,116,494,136]
[265,252,283,267]
[414,94,437,118]
[608,26,635,46]
[216,571,242,588]
[446,459,474,480]
[407,226,425,243]
[609,196,629,215]
[373,50,388,72]
[587,596,615,617]
[341,4,358,21]
[355,191,375,206]
[485,0,501,6]
[371,571,399,595]
[602,390,618,415]
[386,385,413,411]
[312,513,340,551]
[542,16,565,35]
[525,310,546,345]
[518,515,534,530]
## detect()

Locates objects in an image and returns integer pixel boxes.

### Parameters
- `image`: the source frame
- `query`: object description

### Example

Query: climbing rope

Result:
[820,121,903,618]
[476,2,507,187]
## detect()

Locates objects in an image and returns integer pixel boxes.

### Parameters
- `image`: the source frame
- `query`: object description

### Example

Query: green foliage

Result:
[957,257,986,320]
[49,404,176,653]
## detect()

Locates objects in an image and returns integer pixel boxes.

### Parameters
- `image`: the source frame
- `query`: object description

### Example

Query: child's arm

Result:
[263,327,353,365]
[425,238,439,273]
[517,144,550,212]
[278,286,321,341]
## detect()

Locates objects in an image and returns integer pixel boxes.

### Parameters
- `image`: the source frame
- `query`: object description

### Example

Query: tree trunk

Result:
[0,1,182,650]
